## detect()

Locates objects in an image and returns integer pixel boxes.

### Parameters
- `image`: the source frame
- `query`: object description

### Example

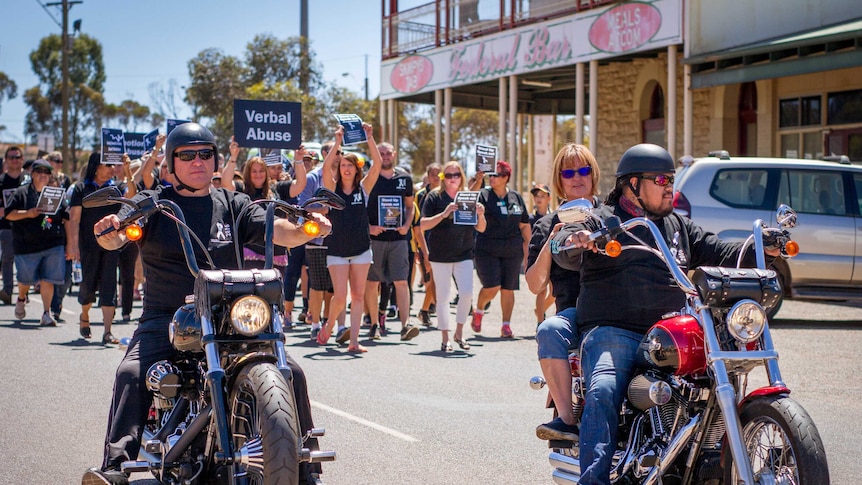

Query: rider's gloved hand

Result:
[762,227,787,252]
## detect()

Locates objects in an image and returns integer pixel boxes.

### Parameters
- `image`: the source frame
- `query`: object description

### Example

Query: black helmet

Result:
[615,143,675,178]
[164,122,217,173]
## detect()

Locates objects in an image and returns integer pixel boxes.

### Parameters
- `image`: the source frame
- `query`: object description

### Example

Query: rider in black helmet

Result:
[548,144,779,483]
[83,123,332,485]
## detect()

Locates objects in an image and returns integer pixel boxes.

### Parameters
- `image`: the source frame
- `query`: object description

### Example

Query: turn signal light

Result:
[784,240,799,257]
[302,220,320,237]
[605,240,622,257]
[125,224,143,241]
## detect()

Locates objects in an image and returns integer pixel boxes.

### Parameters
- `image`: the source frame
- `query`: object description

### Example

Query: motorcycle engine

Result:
[145,360,183,399]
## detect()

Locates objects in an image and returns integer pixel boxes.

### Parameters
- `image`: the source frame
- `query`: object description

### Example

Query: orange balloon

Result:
[784,240,800,257]
[125,224,143,241]
[605,240,622,258]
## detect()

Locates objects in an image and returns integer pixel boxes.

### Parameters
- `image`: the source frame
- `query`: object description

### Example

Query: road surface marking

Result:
[311,400,418,442]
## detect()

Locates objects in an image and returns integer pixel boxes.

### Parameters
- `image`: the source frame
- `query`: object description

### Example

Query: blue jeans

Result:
[578,326,643,485]
[535,306,578,360]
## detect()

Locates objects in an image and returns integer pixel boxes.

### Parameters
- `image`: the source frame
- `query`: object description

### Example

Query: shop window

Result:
[779,95,821,128]
[827,89,862,125]
[642,84,665,146]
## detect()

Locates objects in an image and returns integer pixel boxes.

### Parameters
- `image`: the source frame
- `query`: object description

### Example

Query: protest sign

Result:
[260,148,283,167]
[36,186,66,215]
[334,114,367,145]
[124,132,146,159]
[234,99,302,149]
[167,119,191,135]
[378,195,403,230]
[144,129,159,152]
[454,191,480,225]
[475,144,497,173]
[101,128,125,164]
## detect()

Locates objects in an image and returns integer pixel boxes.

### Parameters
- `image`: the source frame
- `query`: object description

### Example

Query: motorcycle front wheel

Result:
[229,362,301,484]
[723,395,829,485]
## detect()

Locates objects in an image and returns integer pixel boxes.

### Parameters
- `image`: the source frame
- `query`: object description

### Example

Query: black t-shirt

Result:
[366,173,414,241]
[273,180,298,205]
[324,185,371,257]
[70,180,121,252]
[0,173,24,230]
[6,184,68,254]
[131,187,267,328]
[421,189,476,263]
[475,188,529,255]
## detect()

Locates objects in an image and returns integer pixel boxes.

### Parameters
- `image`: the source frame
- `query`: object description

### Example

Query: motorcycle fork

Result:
[201,313,236,464]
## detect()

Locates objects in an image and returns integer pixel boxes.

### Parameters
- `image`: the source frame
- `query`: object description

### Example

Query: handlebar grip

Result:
[96,225,118,237]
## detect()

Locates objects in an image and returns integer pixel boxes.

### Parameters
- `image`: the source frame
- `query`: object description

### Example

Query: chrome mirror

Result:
[557,198,594,224]
[776,204,797,229]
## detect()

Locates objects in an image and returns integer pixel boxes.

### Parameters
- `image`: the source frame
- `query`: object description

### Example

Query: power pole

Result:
[45,0,81,165]
[299,0,309,95]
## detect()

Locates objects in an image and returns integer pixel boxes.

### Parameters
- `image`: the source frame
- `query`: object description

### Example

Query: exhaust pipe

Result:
[552,467,581,484]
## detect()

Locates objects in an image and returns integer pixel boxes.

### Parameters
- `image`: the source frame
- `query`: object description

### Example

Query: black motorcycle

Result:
[84,186,345,484]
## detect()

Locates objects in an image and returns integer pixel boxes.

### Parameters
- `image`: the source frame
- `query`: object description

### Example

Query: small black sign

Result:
[101,128,125,165]
[124,132,146,159]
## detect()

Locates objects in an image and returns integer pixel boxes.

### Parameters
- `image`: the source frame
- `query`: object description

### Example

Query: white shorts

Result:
[326,248,373,266]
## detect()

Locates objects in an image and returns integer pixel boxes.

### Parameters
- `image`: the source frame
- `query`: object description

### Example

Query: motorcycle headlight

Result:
[726,299,766,343]
[229,295,271,336]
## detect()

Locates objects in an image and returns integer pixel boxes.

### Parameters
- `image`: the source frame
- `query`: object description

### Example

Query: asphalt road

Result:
[0,279,859,485]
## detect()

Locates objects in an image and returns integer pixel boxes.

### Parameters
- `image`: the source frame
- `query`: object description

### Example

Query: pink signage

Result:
[588,2,662,54]
[390,55,434,93]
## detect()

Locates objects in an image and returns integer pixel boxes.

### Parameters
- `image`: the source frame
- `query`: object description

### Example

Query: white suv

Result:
[673,152,862,305]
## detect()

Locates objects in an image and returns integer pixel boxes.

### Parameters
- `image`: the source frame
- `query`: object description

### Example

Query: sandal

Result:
[347,344,368,353]
[441,342,453,352]
[453,337,471,350]
[102,332,119,345]
[79,316,91,339]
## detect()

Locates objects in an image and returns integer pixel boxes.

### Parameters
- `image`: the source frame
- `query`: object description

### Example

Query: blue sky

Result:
[0,0,395,144]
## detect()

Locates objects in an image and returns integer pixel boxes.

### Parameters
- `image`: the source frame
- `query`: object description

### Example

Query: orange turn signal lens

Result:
[125,224,143,241]
[605,240,622,257]
[302,220,320,237]
[784,240,799,257]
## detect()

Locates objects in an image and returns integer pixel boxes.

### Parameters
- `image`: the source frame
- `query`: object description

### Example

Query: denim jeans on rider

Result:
[578,326,643,485]
[535,306,578,360]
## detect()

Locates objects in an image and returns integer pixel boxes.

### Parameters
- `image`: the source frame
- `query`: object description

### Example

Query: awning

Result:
[686,19,862,89]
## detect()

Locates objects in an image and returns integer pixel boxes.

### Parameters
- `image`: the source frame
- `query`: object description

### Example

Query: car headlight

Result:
[229,295,271,336]
[726,299,766,343]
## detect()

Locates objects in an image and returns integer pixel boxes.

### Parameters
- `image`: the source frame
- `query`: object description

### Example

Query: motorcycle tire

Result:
[722,395,829,485]
[229,362,301,484]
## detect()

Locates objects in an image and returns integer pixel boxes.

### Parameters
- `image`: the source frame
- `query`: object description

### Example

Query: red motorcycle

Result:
[531,202,829,485]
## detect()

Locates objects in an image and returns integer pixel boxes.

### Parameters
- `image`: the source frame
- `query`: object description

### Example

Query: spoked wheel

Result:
[723,395,829,485]
[229,362,301,484]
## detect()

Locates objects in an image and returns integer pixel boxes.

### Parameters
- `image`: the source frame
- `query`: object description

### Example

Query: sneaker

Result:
[40,311,57,327]
[471,311,483,333]
[102,332,119,345]
[400,323,420,341]
[0,289,11,305]
[450,295,459,307]
[386,305,397,318]
[14,299,26,320]
[428,303,436,315]
[418,310,432,326]
[501,324,514,338]
[53,312,64,323]
[535,417,579,441]
[310,326,320,341]
[335,327,350,344]
[368,323,380,340]
[82,467,129,485]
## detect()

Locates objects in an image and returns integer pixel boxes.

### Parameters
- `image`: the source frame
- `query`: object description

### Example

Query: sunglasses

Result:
[443,172,461,179]
[6,155,23,160]
[488,173,505,178]
[560,166,592,179]
[175,149,215,162]
[640,174,675,186]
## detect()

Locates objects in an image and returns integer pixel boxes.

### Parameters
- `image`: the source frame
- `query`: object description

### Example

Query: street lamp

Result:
[341,54,369,101]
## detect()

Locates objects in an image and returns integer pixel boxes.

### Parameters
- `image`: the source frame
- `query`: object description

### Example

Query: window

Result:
[827,89,862,125]
[779,96,821,128]
[642,84,665,146]
[710,169,769,208]
[777,170,846,215]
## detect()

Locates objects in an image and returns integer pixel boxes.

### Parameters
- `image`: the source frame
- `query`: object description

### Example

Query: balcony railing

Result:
[382,0,619,59]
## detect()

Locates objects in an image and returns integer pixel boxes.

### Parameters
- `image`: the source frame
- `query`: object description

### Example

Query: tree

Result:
[24,33,105,171]
[0,71,18,134]
[148,79,184,121]
[184,48,248,145]
[100,99,152,132]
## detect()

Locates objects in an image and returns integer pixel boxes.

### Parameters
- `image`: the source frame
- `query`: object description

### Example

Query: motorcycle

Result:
[530,201,829,485]
[83,186,346,484]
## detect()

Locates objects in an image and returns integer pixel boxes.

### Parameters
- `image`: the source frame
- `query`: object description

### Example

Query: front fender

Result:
[224,352,278,390]
[739,385,790,408]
